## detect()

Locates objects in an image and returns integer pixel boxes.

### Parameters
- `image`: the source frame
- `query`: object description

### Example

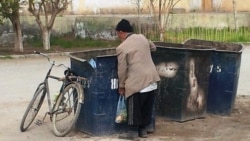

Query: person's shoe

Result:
[118,131,138,140]
[146,126,155,134]
[138,127,148,138]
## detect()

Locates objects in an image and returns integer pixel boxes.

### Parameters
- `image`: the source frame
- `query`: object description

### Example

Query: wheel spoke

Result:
[52,83,83,137]
[20,85,45,132]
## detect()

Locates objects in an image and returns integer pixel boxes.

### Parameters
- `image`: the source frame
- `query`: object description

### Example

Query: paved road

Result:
[0,45,249,141]
[237,45,250,96]
[0,54,150,141]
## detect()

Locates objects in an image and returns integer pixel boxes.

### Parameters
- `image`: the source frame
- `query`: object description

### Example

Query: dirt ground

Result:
[0,44,250,141]
[153,95,250,141]
[70,95,250,141]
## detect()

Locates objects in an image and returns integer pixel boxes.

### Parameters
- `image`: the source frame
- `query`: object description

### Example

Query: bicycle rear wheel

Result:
[52,82,83,137]
[20,84,46,132]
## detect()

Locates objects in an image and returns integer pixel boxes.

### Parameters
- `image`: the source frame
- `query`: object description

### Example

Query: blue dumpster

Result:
[69,49,125,136]
[152,42,213,122]
[69,48,155,136]
[184,39,243,115]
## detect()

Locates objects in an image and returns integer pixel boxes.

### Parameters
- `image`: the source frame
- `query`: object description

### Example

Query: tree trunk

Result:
[42,29,51,50]
[159,16,165,42]
[137,0,141,34]
[160,31,164,42]
[11,16,23,52]
[232,0,238,30]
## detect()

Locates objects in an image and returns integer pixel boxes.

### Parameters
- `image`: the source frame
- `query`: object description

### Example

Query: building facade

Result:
[66,0,250,15]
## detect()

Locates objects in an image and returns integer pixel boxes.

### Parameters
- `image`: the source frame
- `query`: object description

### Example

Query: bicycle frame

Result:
[34,52,72,120]
[44,64,63,115]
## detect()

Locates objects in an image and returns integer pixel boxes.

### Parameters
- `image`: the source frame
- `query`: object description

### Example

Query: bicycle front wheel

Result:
[52,82,83,137]
[20,84,46,132]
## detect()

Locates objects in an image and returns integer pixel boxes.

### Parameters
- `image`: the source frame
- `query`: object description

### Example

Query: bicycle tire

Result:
[52,82,83,137]
[20,84,46,132]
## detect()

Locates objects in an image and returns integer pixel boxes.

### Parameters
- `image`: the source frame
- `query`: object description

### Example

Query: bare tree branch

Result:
[150,0,181,41]
[28,0,71,50]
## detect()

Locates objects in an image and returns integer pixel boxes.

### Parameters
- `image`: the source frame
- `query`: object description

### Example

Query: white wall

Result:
[72,0,133,14]
[189,0,202,10]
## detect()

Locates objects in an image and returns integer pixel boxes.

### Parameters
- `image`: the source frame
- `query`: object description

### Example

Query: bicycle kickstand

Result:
[34,112,50,126]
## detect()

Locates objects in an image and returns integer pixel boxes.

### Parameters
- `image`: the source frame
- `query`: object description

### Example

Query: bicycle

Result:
[20,51,87,137]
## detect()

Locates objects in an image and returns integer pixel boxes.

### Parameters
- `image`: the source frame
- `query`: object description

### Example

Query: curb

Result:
[0,52,71,59]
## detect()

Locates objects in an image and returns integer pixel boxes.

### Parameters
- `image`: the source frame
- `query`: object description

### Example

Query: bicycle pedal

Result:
[34,119,43,126]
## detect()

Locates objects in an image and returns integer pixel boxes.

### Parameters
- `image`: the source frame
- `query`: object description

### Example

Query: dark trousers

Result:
[126,90,156,128]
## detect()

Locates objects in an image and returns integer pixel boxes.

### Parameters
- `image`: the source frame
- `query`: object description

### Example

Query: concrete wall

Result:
[20,13,249,32]
[0,13,250,46]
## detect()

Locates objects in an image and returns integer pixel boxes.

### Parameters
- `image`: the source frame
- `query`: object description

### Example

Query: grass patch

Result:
[26,35,121,49]
[0,55,13,59]
[162,27,250,43]
[25,26,250,51]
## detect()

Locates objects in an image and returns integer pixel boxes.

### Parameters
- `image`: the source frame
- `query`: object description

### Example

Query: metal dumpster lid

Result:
[154,41,214,51]
[68,54,87,62]
[183,39,243,53]
[68,48,116,62]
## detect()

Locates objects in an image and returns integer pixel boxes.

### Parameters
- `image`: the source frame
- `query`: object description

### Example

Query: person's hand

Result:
[149,40,157,51]
[118,88,125,96]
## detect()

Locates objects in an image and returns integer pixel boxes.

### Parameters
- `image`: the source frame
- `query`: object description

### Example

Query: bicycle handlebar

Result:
[34,51,69,69]
[34,51,87,83]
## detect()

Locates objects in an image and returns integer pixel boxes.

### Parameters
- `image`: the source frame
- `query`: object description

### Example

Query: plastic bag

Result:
[115,95,127,123]
[88,58,96,68]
